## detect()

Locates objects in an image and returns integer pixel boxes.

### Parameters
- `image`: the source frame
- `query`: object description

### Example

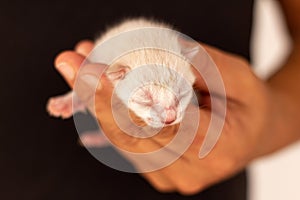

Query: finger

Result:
[54,51,86,88]
[200,43,245,64]
[191,67,208,91]
[199,43,253,98]
[75,40,94,57]
[136,108,215,195]
[141,172,175,193]
[197,42,250,79]
[155,135,219,195]
[74,63,109,108]
[168,159,228,195]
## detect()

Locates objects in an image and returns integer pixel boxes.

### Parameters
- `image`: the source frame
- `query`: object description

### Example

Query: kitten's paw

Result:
[47,95,73,119]
[47,91,87,119]
[79,130,110,147]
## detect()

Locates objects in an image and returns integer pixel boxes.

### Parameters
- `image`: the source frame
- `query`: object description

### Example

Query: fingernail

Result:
[80,74,102,89]
[57,62,75,79]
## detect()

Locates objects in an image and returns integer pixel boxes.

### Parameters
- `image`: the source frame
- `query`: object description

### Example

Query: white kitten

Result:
[47,18,197,129]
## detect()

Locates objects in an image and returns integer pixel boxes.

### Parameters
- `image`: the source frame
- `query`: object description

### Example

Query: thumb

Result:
[73,63,108,106]
[54,51,86,88]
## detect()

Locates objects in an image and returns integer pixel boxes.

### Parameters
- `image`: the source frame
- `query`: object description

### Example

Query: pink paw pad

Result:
[47,91,86,119]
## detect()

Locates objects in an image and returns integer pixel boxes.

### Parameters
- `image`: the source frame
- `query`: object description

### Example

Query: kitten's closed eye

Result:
[130,88,154,106]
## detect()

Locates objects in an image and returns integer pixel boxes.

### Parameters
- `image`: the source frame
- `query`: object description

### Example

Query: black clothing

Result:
[0,0,253,199]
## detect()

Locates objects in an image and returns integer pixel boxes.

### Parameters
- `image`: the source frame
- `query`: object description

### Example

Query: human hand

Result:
[53,40,284,195]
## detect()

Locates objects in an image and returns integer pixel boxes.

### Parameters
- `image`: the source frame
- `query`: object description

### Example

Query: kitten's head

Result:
[127,83,192,128]
[107,65,195,128]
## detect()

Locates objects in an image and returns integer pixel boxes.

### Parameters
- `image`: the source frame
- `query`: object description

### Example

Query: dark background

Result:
[0,0,253,199]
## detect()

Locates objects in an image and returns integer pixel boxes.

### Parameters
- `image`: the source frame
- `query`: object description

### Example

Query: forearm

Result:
[255,0,300,156]
[264,42,300,154]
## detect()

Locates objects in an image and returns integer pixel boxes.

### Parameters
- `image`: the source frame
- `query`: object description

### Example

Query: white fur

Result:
[93,18,196,128]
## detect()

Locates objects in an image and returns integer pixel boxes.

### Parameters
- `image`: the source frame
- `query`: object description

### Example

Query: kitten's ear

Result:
[106,66,130,84]
[178,36,200,61]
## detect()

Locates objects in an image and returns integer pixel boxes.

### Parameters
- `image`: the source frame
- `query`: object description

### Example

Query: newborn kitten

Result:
[47,18,197,130]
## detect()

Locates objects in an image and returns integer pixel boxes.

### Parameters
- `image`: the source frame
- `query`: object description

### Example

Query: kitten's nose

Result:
[162,108,176,124]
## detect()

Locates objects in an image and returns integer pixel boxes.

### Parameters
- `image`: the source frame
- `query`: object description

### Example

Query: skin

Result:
[54,0,300,195]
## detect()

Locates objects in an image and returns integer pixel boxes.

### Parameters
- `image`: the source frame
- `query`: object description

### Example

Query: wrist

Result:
[256,83,300,157]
